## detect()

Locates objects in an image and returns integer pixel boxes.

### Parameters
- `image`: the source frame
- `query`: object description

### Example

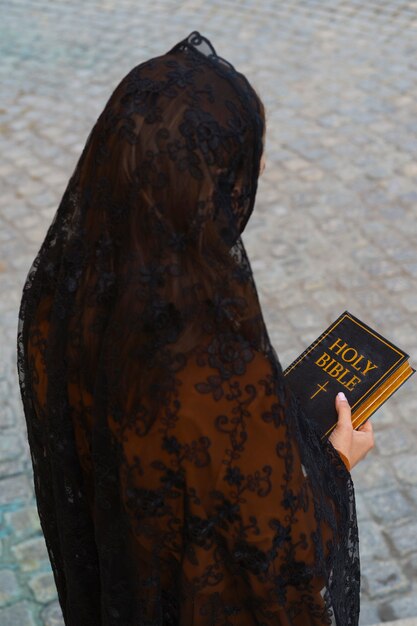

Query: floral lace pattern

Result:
[17,31,359,625]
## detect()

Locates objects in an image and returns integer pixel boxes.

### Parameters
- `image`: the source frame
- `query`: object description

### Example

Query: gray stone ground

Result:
[1,0,417,624]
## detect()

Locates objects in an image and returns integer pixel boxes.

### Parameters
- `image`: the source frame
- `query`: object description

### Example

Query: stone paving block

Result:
[402,554,417,593]
[358,520,391,560]
[365,488,415,527]
[392,455,417,486]
[0,457,27,479]
[41,600,65,626]
[0,474,33,506]
[389,521,417,558]
[389,323,417,348]
[10,536,50,572]
[398,395,417,428]
[351,456,398,492]
[4,505,42,540]
[372,304,409,329]
[379,586,417,621]
[370,404,398,429]
[372,427,412,457]
[358,599,381,626]
[0,600,37,626]
[0,568,20,606]
[370,620,417,626]
[0,432,24,463]
[361,558,410,600]
[284,304,322,330]
[407,486,417,510]
[28,570,57,603]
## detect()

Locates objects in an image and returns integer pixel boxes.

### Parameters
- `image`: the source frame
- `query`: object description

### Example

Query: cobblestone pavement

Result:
[1,0,417,624]
[375,617,417,626]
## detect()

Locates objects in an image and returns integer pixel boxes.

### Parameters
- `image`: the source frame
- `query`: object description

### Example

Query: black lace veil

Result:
[17,31,360,625]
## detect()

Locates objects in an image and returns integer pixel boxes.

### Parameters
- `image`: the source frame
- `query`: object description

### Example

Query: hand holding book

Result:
[283,311,415,470]
[328,391,374,471]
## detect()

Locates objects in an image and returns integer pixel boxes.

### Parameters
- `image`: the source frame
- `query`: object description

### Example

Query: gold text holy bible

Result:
[283,310,415,440]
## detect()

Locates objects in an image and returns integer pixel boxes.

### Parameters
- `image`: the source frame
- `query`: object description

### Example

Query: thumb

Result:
[335,391,353,429]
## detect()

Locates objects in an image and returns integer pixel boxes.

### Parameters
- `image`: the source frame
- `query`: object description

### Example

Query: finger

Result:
[358,419,373,432]
[357,419,375,448]
[335,392,353,428]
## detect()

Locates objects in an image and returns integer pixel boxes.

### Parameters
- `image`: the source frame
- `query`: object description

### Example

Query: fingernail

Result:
[337,391,347,401]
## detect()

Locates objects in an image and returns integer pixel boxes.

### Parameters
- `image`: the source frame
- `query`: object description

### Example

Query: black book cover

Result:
[283,310,415,439]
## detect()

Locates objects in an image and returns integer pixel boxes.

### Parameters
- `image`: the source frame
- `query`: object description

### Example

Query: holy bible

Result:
[283,310,415,440]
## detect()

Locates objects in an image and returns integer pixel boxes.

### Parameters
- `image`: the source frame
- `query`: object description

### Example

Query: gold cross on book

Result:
[310,380,329,399]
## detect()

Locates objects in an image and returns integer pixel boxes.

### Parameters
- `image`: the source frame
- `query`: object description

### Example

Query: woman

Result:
[16,31,373,625]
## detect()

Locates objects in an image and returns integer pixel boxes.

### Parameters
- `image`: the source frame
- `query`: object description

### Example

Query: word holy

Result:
[315,337,378,391]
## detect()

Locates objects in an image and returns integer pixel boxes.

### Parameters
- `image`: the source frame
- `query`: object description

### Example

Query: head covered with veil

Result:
[17,31,360,626]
